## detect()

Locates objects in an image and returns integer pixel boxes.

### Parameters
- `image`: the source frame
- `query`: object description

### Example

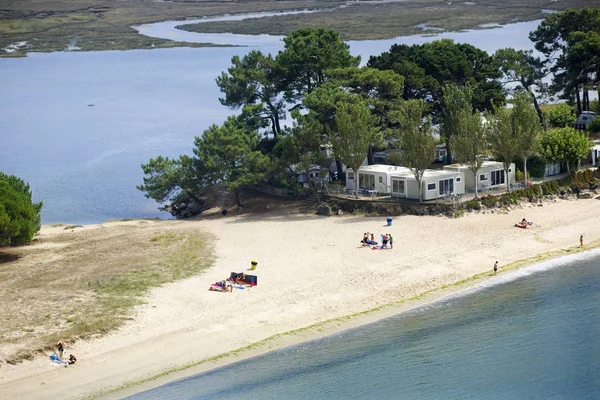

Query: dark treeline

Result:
[138,8,600,215]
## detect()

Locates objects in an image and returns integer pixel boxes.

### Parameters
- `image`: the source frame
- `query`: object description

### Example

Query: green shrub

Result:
[0,173,43,246]
[590,117,600,133]
[465,199,481,210]
[545,103,576,128]
[481,195,497,208]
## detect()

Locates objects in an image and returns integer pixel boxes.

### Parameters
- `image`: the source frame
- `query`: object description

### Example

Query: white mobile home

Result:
[443,161,515,191]
[589,142,600,167]
[346,164,402,194]
[347,164,465,201]
[390,169,465,201]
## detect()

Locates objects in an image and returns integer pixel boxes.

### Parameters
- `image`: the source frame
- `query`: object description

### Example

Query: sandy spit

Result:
[1,198,600,399]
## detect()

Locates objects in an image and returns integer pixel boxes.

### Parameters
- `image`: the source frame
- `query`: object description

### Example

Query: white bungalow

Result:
[443,161,515,192]
[589,141,600,167]
[346,164,465,201]
[390,168,466,201]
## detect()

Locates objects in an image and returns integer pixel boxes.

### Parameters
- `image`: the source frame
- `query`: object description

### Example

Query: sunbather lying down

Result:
[515,218,534,228]
[209,280,232,292]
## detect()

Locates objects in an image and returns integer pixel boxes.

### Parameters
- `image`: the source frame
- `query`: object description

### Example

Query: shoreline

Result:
[1,198,600,399]
[100,243,600,399]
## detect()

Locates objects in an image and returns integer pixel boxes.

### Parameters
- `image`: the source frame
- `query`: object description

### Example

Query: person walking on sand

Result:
[580,235,584,247]
[57,342,64,359]
[494,261,498,275]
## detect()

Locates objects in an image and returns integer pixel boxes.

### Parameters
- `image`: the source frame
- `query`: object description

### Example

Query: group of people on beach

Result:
[51,342,77,367]
[361,232,393,249]
[209,272,250,292]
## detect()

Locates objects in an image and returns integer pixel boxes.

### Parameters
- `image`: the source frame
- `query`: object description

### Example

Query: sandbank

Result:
[1,197,600,399]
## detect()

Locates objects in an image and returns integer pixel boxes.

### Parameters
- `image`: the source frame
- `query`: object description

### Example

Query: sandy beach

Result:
[1,197,599,399]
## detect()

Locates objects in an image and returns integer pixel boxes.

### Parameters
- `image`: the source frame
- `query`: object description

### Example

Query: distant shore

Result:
[1,197,600,399]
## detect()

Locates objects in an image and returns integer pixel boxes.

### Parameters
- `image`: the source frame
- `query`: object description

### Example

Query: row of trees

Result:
[139,9,598,212]
[0,173,43,246]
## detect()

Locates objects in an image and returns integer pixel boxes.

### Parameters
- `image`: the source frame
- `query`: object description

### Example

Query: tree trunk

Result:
[576,90,582,116]
[523,157,528,189]
[336,159,344,180]
[505,166,511,192]
[234,188,244,208]
[583,89,589,112]
[266,101,281,137]
[445,135,452,165]
[367,144,375,165]
[474,170,479,199]
[417,177,423,203]
[184,189,203,204]
[529,89,545,127]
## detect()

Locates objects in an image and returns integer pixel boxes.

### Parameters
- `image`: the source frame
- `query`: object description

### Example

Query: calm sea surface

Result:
[128,251,600,400]
[0,18,541,224]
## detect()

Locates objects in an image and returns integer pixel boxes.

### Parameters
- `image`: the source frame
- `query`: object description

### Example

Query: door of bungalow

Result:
[392,178,406,197]
[359,173,375,191]
[438,178,454,196]
[490,169,505,186]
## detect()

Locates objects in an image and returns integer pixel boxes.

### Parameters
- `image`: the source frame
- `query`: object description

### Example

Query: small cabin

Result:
[444,161,515,191]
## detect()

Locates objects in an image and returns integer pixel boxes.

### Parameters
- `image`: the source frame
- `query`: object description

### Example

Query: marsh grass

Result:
[0,221,215,365]
[0,0,340,57]
[181,0,591,40]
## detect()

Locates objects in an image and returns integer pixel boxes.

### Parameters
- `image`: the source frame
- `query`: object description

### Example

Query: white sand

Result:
[1,198,600,399]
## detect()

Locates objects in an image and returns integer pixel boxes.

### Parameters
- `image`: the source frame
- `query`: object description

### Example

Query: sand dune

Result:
[1,197,600,399]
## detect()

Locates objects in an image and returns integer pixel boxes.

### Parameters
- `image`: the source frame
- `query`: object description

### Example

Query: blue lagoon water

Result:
[128,252,600,400]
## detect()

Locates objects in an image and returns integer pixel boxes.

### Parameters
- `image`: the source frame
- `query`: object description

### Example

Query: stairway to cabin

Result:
[298,192,323,212]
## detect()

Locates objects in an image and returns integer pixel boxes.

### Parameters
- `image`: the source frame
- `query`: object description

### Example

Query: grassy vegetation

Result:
[180,0,592,41]
[0,221,215,365]
[0,0,341,57]
[1,0,593,57]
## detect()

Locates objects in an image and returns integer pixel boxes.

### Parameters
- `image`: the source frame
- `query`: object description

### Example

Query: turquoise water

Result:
[128,251,600,399]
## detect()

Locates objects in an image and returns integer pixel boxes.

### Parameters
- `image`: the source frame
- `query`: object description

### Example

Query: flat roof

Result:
[444,160,505,169]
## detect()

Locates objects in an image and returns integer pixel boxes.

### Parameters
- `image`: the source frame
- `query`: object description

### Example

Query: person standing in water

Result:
[494,261,498,275]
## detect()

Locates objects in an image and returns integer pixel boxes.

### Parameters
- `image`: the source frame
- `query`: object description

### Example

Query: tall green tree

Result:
[387,100,437,202]
[439,83,473,165]
[368,39,505,119]
[216,50,285,137]
[325,67,405,164]
[276,28,361,103]
[530,8,600,114]
[511,90,542,187]
[0,173,43,246]
[486,108,518,192]
[273,112,326,205]
[538,127,592,174]
[330,99,382,198]
[137,155,205,212]
[493,48,547,125]
[450,109,489,199]
[194,115,271,207]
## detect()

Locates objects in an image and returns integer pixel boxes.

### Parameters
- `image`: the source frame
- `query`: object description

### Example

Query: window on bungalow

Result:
[479,174,488,181]
[456,177,461,182]
[392,179,405,194]
[427,183,436,191]
[348,172,354,179]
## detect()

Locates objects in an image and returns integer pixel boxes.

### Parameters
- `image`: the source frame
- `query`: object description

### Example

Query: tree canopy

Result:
[0,173,43,246]
[367,39,505,119]
[538,127,591,173]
